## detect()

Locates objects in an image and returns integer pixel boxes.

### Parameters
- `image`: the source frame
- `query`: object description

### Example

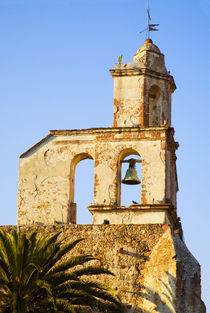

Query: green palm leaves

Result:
[0,229,123,313]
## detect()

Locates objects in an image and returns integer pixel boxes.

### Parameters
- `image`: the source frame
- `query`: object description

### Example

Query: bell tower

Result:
[111,39,175,128]
[16,34,206,313]
[88,39,179,226]
[17,39,179,229]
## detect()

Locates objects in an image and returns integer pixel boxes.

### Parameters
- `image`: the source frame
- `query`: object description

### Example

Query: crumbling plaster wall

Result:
[145,76,171,127]
[0,224,205,312]
[94,132,166,206]
[113,76,144,127]
[112,73,172,129]
[133,45,167,75]
[17,128,175,226]
[91,210,169,225]
[18,134,95,225]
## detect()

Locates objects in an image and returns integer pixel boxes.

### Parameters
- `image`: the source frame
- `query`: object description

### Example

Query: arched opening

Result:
[69,153,94,224]
[148,85,162,126]
[118,149,142,207]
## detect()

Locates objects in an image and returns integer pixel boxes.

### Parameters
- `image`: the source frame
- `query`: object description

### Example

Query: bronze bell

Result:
[121,159,141,185]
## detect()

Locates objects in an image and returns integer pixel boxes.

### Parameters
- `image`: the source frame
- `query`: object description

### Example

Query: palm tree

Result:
[0,229,123,313]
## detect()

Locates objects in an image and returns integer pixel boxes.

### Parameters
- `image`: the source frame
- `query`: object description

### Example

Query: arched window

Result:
[118,149,142,207]
[148,85,162,126]
[69,153,94,224]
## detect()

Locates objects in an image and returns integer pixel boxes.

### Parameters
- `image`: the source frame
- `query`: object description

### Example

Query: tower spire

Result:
[140,0,159,38]
[147,0,151,38]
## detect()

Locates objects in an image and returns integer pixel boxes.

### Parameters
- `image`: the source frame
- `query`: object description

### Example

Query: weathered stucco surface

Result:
[111,39,175,129]
[17,39,178,227]
[17,39,179,227]
[1,224,205,312]
[17,127,178,226]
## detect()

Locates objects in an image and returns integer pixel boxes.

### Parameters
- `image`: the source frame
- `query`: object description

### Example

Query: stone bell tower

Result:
[16,38,206,313]
[17,38,179,228]
[112,39,174,128]
[89,38,178,226]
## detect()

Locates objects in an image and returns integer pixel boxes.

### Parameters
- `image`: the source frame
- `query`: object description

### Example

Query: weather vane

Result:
[139,0,159,38]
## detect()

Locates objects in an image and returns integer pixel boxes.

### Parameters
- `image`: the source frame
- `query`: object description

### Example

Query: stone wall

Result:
[1,224,205,312]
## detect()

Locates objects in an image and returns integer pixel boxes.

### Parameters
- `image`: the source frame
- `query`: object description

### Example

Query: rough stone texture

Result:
[0,224,205,312]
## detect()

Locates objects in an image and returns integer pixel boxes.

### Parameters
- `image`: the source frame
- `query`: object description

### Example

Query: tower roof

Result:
[133,38,167,74]
[135,38,161,55]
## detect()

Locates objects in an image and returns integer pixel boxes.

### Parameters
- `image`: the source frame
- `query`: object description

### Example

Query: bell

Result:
[122,159,141,185]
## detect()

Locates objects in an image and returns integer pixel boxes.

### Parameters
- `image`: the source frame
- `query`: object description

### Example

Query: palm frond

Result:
[0,230,123,313]
[50,254,95,276]
[53,280,111,295]
[33,279,56,309]
[73,266,115,277]
[46,272,79,287]
[0,259,10,282]
[44,239,85,275]
[0,230,16,279]
[56,299,78,313]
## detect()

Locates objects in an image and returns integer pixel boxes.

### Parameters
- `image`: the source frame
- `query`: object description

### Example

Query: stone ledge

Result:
[20,126,176,158]
[88,203,176,211]
[88,204,180,231]
[50,125,171,136]
[110,68,176,92]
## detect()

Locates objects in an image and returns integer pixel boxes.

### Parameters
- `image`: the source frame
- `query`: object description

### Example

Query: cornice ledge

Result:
[50,126,172,136]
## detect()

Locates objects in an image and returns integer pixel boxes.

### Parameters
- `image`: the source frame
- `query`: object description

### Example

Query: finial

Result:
[140,0,159,38]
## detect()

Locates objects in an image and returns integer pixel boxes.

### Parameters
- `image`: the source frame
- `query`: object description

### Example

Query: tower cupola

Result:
[133,38,167,74]
[110,39,176,128]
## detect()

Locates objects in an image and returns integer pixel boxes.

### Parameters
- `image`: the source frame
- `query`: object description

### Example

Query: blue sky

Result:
[0,0,209,309]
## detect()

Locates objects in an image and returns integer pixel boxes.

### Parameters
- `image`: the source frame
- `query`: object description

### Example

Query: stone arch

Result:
[69,152,94,224]
[117,148,141,206]
[148,84,162,126]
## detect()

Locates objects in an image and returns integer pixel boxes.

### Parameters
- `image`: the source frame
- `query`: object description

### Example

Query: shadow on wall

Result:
[125,272,176,313]
[139,274,176,313]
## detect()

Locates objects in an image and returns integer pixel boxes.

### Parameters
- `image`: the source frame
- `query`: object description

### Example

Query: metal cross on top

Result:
[140,0,159,38]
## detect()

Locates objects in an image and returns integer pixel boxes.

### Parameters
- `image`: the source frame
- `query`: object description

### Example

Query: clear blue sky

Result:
[0,0,209,309]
